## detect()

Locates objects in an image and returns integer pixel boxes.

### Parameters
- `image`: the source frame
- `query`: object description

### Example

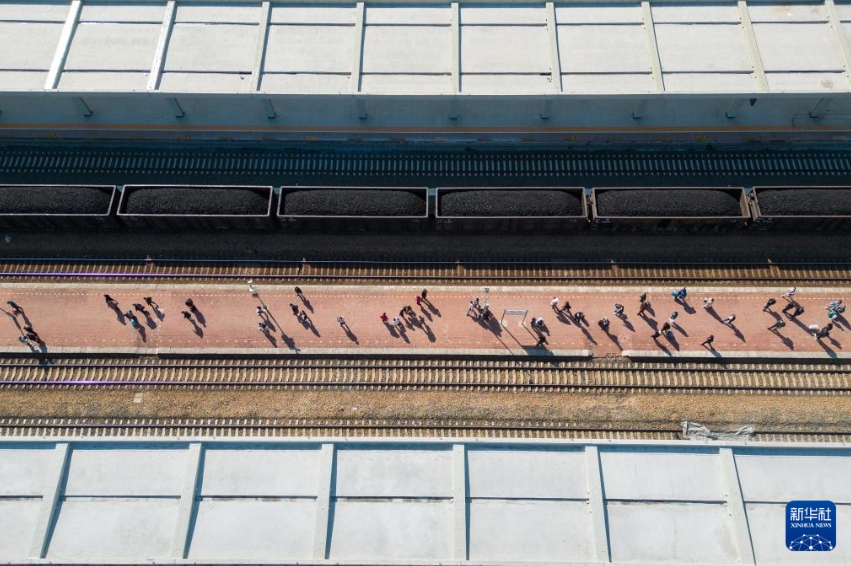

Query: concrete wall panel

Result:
[200,447,322,497]
[0,499,41,560]
[558,24,649,73]
[65,23,160,71]
[467,448,587,499]
[600,449,724,501]
[264,25,352,74]
[462,25,549,73]
[363,25,451,74]
[328,500,452,561]
[608,502,737,563]
[469,499,593,562]
[0,447,53,495]
[165,24,257,73]
[64,448,186,496]
[188,498,315,560]
[335,447,452,497]
[47,498,178,559]
[0,22,63,71]
[0,0,68,21]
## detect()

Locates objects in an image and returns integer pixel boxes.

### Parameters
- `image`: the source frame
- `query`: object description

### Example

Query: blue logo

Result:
[786,501,836,551]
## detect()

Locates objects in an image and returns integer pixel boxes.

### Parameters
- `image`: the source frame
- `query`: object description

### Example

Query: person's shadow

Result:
[136,325,147,342]
[342,325,358,344]
[144,312,157,329]
[299,296,314,313]
[189,319,203,337]
[729,325,745,342]
[193,309,206,327]
[151,305,165,321]
[262,331,277,347]
[398,326,410,343]
[110,305,126,325]
[618,316,635,332]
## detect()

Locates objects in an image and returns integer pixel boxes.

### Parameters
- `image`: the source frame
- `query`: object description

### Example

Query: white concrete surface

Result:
[0,438,849,564]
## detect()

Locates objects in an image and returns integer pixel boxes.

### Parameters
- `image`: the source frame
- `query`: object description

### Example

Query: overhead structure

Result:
[0,437,849,564]
[2,0,851,141]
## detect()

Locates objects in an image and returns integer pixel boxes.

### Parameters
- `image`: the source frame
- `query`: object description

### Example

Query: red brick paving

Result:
[0,286,846,356]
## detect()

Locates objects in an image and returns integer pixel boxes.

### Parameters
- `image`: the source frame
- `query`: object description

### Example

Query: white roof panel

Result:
[65,23,160,71]
[264,25,352,73]
[363,25,451,73]
[360,73,451,94]
[187,499,315,560]
[0,21,63,71]
[461,4,546,25]
[467,448,587,499]
[736,452,851,502]
[0,446,53,495]
[469,500,594,562]
[165,23,257,73]
[328,500,453,561]
[655,24,752,72]
[765,71,848,91]
[754,22,843,71]
[600,449,725,501]
[260,72,350,94]
[0,70,47,89]
[160,71,253,93]
[270,3,355,24]
[555,3,643,24]
[0,500,42,561]
[608,502,738,563]
[558,24,650,73]
[335,447,452,497]
[462,25,550,73]
[663,72,757,93]
[58,71,149,91]
[747,1,828,22]
[651,3,741,23]
[366,5,450,25]
[174,2,260,24]
[199,447,322,497]
[562,72,656,94]
[0,0,68,21]
[64,448,186,496]
[462,73,554,93]
[79,2,166,23]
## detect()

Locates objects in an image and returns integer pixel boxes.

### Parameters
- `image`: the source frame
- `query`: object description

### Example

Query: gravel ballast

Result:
[283,189,426,216]
[0,185,113,215]
[756,187,851,216]
[123,187,270,215]
[595,189,742,217]
[439,190,583,217]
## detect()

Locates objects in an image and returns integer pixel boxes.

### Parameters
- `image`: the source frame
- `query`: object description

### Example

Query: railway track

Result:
[3,146,851,178]
[1,357,848,395]
[0,417,846,443]
[1,258,850,285]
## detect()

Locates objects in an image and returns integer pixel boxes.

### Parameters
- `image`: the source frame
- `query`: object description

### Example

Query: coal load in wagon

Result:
[596,189,741,217]
[439,190,582,217]
[124,187,269,216]
[283,189,426,216]
[0,185,116,229]
[756,188,851,216]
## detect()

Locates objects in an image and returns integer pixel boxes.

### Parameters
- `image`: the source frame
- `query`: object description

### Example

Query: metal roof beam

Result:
[452,444,468,560]
[641,1,664,93]
[546,2,562,94]
[585,446,611,563]
[171,442,202,559]
[826,0,851,89]
[313,443,335,559]
[810,97,833,119]
[28,443,70,559]
[251,1,272,93]
[738,0,768,92]
[720,448,756,565]
[148,0,176,91]
[351,2,365,94]
[450,2,460,119]
[45,0,81,90]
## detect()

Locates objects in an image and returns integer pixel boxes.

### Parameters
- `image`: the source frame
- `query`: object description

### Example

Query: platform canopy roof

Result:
[3,0,851,97]
[0,437,849,565]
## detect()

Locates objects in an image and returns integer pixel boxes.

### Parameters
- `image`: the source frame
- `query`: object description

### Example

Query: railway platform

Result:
[0,283,847,360]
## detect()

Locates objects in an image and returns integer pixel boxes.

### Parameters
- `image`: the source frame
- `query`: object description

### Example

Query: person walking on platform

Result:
[182,310,193,321]
[598,317,610,331]
[614,304,625,317]
[668,311,679,326]
[103,295,117,307]
[561,300,571,313]
[768,320,786,332]
[782,301,797,315]
[763,298,776,312]
[700,335,714,348]
[337,316,347,328]
[133,303,148,315]
[638,301,647,316]
[789,304,805,319]
[144,296,157,308]
[380,312,389,323]
[651,329,661,339]
[660,321,671,333]
[294,286,304,298]
[782,287,796,301]
[185,298,197,313]
[258,321,268,333]
[290,303,300,316]
[722,313,736,325]
[551,297,560,311]
[703,297,714,310]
